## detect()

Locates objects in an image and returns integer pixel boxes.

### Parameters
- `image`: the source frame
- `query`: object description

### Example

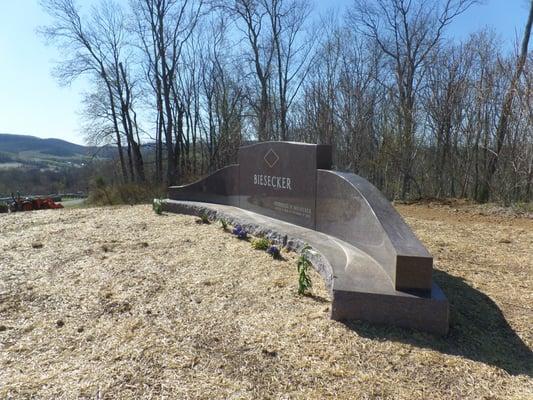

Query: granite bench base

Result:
[161,199,449,335]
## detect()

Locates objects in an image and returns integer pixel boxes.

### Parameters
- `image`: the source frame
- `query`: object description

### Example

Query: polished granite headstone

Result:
[165,141,449,334]
[238,142,331,229]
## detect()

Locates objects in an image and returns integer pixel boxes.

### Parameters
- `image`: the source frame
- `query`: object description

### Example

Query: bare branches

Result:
[39,0,532,202]
[346,0,478,198]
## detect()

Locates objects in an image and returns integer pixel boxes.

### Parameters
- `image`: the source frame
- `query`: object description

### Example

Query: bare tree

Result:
[41,0,144,181]
[228,0,275,141]
[263,0,314,140]
[133,0,204,185]
[94,2,145,182]
[197,17,245,170]
[348,0,477,199]
[424,44,471,196]
[40,0,532,205]
[480,0,533,201]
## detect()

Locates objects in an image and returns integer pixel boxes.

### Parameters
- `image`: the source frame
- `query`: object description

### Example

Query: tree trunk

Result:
[102,69,128,183]
[480,1,533,202]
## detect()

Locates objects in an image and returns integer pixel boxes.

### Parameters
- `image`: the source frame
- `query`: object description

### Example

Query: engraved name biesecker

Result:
[253,174,292,190]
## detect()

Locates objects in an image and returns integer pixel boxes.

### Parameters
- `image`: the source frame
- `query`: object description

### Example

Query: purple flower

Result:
[232,225,247,239]
[267,245,280,259]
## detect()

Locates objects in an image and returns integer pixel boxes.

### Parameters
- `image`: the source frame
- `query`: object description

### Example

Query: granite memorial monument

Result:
[163,141,449,335]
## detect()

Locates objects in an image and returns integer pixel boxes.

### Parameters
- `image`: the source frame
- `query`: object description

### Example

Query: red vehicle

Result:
[8,193,63,212]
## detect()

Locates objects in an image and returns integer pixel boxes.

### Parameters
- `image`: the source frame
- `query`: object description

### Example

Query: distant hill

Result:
[0,133,100,158]
[0,133,118,196]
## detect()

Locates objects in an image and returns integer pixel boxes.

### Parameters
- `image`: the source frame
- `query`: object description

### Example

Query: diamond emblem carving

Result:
[264,148,279,168]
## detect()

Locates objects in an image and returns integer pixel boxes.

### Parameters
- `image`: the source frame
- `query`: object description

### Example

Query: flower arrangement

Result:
[232,225,248,240]
[267,245,281,259]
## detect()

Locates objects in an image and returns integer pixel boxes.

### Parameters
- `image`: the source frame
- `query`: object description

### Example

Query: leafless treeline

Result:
[41,0,533,203]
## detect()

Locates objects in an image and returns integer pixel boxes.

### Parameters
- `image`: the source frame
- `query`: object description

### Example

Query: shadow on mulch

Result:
[305,293,330,304]
[342,269,533,377]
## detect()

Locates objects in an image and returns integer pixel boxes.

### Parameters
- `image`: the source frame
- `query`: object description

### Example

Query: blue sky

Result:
[0,0,530,145]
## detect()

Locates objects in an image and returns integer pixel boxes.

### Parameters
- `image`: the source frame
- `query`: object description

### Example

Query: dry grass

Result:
[0,204,531,399]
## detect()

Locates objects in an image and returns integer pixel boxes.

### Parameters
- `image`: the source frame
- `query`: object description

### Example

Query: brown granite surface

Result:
[166,141,448,333]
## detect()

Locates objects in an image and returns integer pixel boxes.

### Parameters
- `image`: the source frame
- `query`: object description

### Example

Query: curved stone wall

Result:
[316,170,432,292]
[165,141,448,334]
[169,165,239,206]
